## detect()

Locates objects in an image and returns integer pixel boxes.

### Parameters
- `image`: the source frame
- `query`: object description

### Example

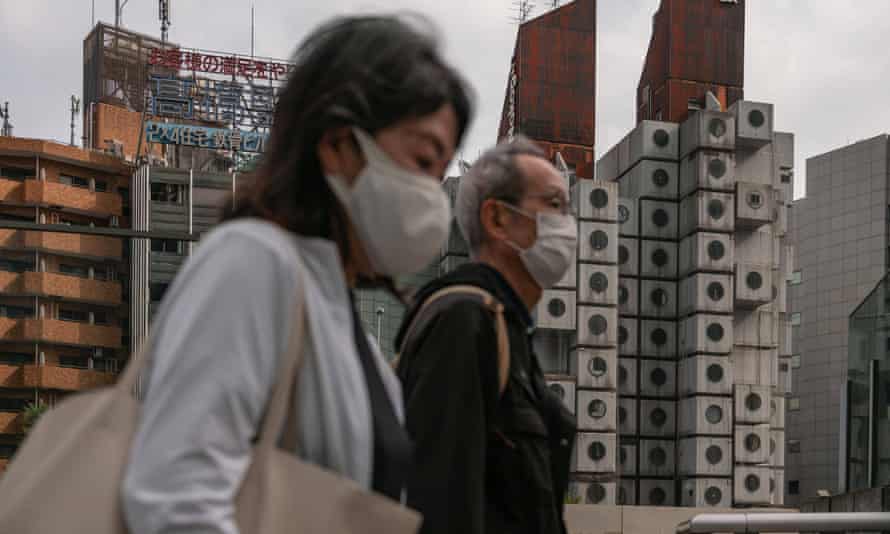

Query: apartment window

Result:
[791,312,801,326]
[0,398,28,412]
[789,270,802,285]
[0,212,34,222]
[788,440,801,453]
[151,239,181,254]
[791,354,801,369]
[59,356,89,369]
[0,352,30,365]
[151,182,183,204]
[59,309,89,323]
[788,397,800,411]
[93,311,109,325]
[60,174,89,189]
[0,166,33,181]
[0,305,33,319]
[93,269,109,282]
[59,264,89,278]
[788,480,800,495]
[150,282,170,303]
[0,258,33,273]
[118,187,131,217]
[94,180,108,193]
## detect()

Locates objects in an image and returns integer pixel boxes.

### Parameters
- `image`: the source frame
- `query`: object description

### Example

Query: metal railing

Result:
[677,512,890,534]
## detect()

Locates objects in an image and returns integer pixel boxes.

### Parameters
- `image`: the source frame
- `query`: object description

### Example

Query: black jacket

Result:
[395,263,575,534]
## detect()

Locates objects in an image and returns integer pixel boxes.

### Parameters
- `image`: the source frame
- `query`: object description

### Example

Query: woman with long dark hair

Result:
[122,14,473,533]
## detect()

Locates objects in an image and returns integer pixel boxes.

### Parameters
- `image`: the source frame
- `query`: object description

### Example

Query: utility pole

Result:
[70,96,81,147]
[0,103,12,137]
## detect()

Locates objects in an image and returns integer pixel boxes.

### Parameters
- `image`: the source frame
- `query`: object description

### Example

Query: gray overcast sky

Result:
[3,0,890,199]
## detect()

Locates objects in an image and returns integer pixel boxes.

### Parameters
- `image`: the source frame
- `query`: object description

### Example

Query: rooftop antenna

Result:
[159,0,171,43]
[250,4,255,58]
[512,0,535,25]
[91,0,96,28]
[114,0,130,28]
[70,95,81,146]
[551,0,561,7]
[0,102,12,137]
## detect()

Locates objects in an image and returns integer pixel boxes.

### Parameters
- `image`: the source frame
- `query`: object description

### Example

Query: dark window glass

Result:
[0,259,33,273]
[150,282,170,303]
[650,367,667,387]
[588,441,606,461]
[705,445,723,465]
[59,309,88,322]
[590,230,609,251]
[618,245,629,265]
[151,182,183,204]
[652,129,670,148]
[706,322,725,342]
[0,352,30,365]
[59,356,89,369]
[745,475,760,492]
[60,264,89,278]
[708,158,727,179]
[590,189,609,209]
[706,363,724,383]
[94,181,108,192]
[0,305,34,319]
[705,404,723,424]
[746,393,763,412]
[652,248,669,267]
[151,239,181,254]
[652,208,669,228]
[0,398,28,411]
[588,315,607,336]
[707,240,725,260]
[749,109,766,128]
[589,357,607,377]
[589,272,609,294]
[93,311,109,325]
[651,328,668,346]
[588,399,607,419]
[548,383,565,399]
[649,487,667,505]
[587,483,606,504]
[705,487,722,505]
[548,298,566,318]
[60,175,89,188]
[789,480,800,495]
[650,407,667,427]
[649,446,667,466]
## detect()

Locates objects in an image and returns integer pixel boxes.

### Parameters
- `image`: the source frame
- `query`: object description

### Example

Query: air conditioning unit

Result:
[679,314,733,356]
[639,479,675,507]
[555,248,577,290]
[638,439,675,477]
[770,396,786,430]
[640,399,675,438]
[626,120,681,171]
[618,358,638,397]
[679,355,733,396]
[736,182,775,229]
[639,320,677,359]
[678,437,732,477]
[536,290,577,331]
[621,160,679,200]
[770,429,785,468]
[640,240,678,279]
[731,347,778,388]
[578,263,618,305]
[442,219,469,256]
[618,479,637,505]
[734,310,778,348]
[640,280,677,319]
[574,179,619,222]
[679,232,734,277]
[678,396,733,437]
[596,144,620,183]
[577,390,618,432]
[639,359,677,398]
[735,143,775,186]
[572,348,618,390]
[734,384,771,424]
[618,277,639,317]
[579,221,619,264]
[439,254,469,276]
[734,466,771,505]
[619,443,638,477]
[573,432,617,474]
[729,100,774,148]
[545,377,576,415]
[734,424,770,464]
[680,150,736,197]
[639,200,679,240]
[680,110,736,159]
[618,238,639,276]
[735,264,773,309]
[778,357,792,396]
[619,318,639,357]
[618,397,637,436]
[679,191,735,238]
[679,273,734,316]
[771,468,785,506]
[572,480,617,506]
[681,478,732,508]
[576,305,618,347]
[618,198,639,237]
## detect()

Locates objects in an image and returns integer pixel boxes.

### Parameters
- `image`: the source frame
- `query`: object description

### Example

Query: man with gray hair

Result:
[395,135,578,534]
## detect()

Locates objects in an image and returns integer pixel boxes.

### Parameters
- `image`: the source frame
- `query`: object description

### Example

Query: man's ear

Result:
[479,198,511,243]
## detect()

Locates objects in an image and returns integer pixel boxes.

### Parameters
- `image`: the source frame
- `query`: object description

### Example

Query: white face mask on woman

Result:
[324,128,452,277]
[500,202,577,290]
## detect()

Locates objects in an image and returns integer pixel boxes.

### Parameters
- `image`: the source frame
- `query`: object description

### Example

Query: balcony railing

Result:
[22,319,122,349]
[23,180,122,217]
[0,413,22,435]
[0,178,24,203]
[0,229,122,260]
[0,271,121,305]
[21,364,116,391]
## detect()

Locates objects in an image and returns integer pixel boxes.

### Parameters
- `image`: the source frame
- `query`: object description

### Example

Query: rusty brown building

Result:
[636,0,745,125]
[498,0,596,178]
[0,137,132,468]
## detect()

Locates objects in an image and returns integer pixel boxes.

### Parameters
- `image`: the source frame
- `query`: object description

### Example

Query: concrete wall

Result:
[565,504,796,534]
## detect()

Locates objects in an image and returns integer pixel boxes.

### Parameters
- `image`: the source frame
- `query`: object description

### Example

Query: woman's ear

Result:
[317,127,364,185]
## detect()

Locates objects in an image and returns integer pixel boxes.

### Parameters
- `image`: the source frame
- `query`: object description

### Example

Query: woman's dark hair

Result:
[223,14,474,267]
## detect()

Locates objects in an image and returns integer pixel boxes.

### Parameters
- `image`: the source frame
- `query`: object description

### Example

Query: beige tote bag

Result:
[0,274,422,534]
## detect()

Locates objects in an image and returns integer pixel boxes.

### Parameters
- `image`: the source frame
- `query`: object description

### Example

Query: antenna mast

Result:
[159,0,171,42]
[115,0,130,28]
[250,4,255,58]
[70,95,81,146]
[512,0,535,24]
[0,103,12,137]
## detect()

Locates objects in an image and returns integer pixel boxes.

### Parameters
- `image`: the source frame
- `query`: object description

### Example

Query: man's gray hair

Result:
[456,135,546,257]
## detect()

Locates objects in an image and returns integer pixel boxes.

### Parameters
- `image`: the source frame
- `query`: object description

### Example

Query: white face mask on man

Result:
[324,128,452,277]
[499,201,578,290]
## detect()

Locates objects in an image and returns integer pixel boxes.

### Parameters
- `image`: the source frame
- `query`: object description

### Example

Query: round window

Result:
[651,288,669,308]
[707,199,725,220]
[549,383,566,399]
[749,109,766,128]
[706,322,725,342]
[708,158,727,179]
[590,188,609,209]
[745,474,760,493]
[705,404,723,424]
[652,248,669,267]
[590,230,609,251]
[705,445,723,465]
[587,483,606,504]
[651,328,668,346]
[747,191,764,210]
[589,356,608,377]
[588,399,607,419]
[618,285,629,304]
[588,315,608,336]
[653,129,670,148]
[618,405,627,424]
[707,239,725,260]
[708,118,727,138]
[747,271,763,290]
[745,433,762,453]
[650,367,667,387]
[652,169,670,188]
[588,441,607,461]
[590,272,609,294]
[704,486,723,506]
[707,281,725,302]
[618,204,630,224]
[746,392,763,412]
[650,407,668,427]
[618,326,628,345]
[649,446,667,467]
[649,487,667,506]
[618,245,629,265]
[548,298,566,318]
[652,208,670,228]
[618,364,628,385]
[706,363,724,383]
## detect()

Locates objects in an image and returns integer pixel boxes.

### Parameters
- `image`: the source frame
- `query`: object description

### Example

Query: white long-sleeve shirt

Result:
[122,219,404,534]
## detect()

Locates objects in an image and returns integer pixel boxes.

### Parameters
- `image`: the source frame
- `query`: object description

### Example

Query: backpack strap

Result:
[395,285,511,395]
